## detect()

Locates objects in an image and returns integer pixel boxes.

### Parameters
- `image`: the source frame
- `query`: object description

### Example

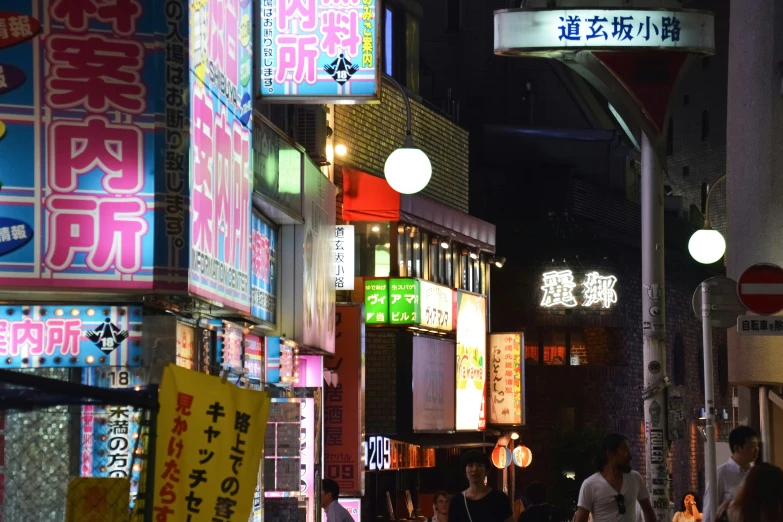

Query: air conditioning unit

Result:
[294,105,328,165]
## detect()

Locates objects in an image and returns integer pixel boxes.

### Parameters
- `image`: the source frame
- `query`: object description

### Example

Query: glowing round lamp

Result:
[491,446,512,469]
[513,445,533,468]
[384,136,432,194]
[688,228,726,264]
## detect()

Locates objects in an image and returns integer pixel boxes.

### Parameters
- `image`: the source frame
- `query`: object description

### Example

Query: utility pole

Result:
[641,132,669,521]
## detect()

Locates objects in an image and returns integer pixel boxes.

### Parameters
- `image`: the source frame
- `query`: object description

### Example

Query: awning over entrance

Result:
[342,168,496,253]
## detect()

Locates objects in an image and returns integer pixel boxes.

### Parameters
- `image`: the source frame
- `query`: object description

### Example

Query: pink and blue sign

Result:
[251,213,276,324]
[259,0,379,100]
[0,1,189,292]
[190,0,253,124]
[188,73,253,312]
[0,305,142,368]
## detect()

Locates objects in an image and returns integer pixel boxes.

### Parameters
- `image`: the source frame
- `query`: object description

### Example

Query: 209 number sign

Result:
[366,436,391,471]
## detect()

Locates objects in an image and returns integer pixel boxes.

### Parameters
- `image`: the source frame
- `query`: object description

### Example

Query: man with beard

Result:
[573,434,656,522]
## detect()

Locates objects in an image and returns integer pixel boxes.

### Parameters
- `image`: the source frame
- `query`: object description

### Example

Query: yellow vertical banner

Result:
[152,364,272,522]
[65,477,130,522]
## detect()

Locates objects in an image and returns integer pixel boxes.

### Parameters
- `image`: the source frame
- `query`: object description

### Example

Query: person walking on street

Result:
[448,450,515,522]
[727,462,783,522]
[704,426,759,522]
[321,478,354,522]
[518,482,570,522]
[429,491,450,522]
[672,492,702,522]
[573,433,656,522]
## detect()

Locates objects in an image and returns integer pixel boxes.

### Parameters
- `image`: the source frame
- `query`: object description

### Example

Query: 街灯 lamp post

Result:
[689,174,727,264]
[383,75,432,194]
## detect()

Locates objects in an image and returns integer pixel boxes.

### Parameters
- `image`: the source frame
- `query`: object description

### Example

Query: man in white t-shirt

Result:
[574,433,656,522]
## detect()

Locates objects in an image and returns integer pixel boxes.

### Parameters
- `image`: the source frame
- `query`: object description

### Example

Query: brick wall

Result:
[364,328,398,434]
[493,242,729,503]
[333,77,470,215]
[666,0,729,239]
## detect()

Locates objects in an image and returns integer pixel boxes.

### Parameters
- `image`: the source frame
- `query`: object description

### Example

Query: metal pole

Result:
[641,132,669,520]
[701,281,718,519]
[759,386,772,462]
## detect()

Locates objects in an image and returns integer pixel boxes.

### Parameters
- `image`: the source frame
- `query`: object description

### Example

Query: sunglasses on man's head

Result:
[614,494,626,515]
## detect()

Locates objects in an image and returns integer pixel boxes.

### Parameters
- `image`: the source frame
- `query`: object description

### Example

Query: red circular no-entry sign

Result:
[737,263,783,315]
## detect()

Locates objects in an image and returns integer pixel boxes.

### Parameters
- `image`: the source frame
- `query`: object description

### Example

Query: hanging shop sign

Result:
[221,321,244,371]
[252,114,303,218]
[456,292,487,431]
[0,305,142,368]
[279,340,300,383]
[365,279,389,325]
[488,333,524,425]
[266,336,281,383]
[334,225,355,290]
[365,436,436,471]
[325,305,365,496]
[80,367,144,506]
[302,159,337,353]
[0,5,175,293]
[412,336,456,432]
[152,364,272,522]
[188,70,252,313]
[419,280,455,331]
[190,0,253,123]
[540,270,618,309]
[251,213,277,324]
[244,334,264,387]
[494,9,715,56]
[295,355,323,387]
[363,278,456,330]
[258,0,379,102]
[176,322,197,371]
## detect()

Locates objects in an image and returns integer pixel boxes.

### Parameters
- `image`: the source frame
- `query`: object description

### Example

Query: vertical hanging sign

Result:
[259,0,380,101]
[334,225,355,290]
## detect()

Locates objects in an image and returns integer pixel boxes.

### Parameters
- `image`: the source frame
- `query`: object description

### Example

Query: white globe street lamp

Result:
[689,228,726,264]
[383,76,432,194]
[688,174,727,264]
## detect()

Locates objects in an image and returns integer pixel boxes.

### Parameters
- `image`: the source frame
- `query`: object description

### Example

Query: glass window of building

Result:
[356,223,391,277]
[525,331,539,367]
[543,330,566,365]
[421,231,430,280]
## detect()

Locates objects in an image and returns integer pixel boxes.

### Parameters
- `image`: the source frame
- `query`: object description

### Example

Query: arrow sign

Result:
[737,263,783,316]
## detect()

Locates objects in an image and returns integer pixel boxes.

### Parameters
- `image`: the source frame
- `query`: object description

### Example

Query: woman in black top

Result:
[448,450,514,522]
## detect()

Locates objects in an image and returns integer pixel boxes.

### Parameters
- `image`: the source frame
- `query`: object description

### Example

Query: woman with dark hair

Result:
[672,492,702,522]
[728,462,783,522]
[448,450,514,522]
[428,491,450,522]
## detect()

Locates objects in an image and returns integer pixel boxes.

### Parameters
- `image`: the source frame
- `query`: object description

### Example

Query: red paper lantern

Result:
[491,446,512,469]
[513,445,533,468]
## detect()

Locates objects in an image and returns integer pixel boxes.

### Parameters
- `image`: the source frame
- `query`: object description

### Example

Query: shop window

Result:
[673,333,686,386]
[525,331,539,367]
[357,222,391,277]
[384,3,420,93]
[543,331,566,365]
[569,331,587,365]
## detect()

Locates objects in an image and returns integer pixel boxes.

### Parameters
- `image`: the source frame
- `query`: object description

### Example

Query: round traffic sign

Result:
[737,263,783,315]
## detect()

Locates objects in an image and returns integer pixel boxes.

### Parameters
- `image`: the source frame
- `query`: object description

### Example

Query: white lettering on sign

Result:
[494,9,715,55]
[419,281,453,330]
[366,435,391,471]
[540,269,619,309]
